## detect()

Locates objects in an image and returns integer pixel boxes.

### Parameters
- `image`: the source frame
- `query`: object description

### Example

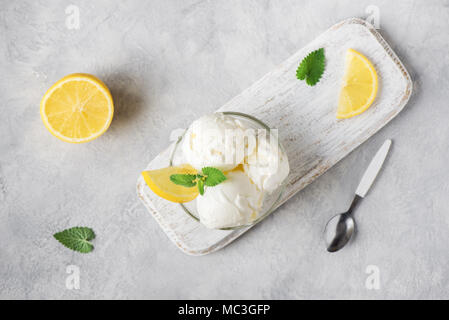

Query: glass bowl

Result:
[169,112,288,230]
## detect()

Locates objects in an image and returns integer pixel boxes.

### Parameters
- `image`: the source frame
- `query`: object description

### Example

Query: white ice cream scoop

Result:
[182,113,256,172]
[244,132,290,193]
[196,171,264,229]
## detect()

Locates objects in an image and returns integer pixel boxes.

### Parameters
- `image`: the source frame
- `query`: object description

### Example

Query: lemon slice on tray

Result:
[337,49,378,119]
[142,165,199,203]
[40,73,114,143]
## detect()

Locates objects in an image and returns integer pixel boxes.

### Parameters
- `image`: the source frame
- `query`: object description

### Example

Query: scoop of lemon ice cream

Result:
[244,132,290,193]
[182,113,256,171]
[196,171,264,229]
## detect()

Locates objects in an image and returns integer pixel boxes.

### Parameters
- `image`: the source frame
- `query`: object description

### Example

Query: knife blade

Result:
[355,139,392,198]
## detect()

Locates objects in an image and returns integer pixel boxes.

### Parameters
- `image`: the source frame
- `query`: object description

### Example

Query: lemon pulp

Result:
[40,73,114,143]
[337,49,378,119]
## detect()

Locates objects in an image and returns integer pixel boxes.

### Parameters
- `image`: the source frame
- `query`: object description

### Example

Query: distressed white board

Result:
[136,18,413,256]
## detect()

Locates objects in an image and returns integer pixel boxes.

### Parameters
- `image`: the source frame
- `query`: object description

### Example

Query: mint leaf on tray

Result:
[296,48,325,86]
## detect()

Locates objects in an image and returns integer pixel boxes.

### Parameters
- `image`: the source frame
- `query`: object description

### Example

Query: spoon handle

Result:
[347,194,362,214]
[355,140,392,198]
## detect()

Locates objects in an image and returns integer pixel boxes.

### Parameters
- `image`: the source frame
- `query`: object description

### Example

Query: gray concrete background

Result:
[1,0,448,299]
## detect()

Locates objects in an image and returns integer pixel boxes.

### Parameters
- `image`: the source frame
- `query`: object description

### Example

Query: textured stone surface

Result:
[1,0,448,299]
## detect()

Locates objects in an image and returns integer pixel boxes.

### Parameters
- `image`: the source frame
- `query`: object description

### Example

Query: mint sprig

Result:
[202,167,227,186]
[53,227,95,253]
[170,174,197,187]
[296,48,325,86]
[197,179,205,196]
[170,167,226,196]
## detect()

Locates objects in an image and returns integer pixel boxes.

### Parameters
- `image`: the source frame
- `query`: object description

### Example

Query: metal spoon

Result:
[324,139,392,252]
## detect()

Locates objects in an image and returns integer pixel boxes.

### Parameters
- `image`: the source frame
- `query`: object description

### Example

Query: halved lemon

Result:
[337,49,378,119]
[142,165,199,203]
[40,73,114,143]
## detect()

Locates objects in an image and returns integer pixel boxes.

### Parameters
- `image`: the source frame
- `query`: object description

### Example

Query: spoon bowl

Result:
[324,213,355,252]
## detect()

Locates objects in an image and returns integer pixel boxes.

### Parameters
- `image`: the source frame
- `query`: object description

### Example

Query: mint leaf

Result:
[296,48,325,86]
[198,179,205,195]
[169,167,226,196]
[202,167,227,187]
[170,174,197,187]
[53,227,95,254]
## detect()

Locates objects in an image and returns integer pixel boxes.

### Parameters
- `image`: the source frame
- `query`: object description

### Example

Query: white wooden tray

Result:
[137,18,412,255]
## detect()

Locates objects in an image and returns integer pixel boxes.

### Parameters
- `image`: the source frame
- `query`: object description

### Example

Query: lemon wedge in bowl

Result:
[337,49,378,119]
[40,73,114,143]
[142,165,199,203]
